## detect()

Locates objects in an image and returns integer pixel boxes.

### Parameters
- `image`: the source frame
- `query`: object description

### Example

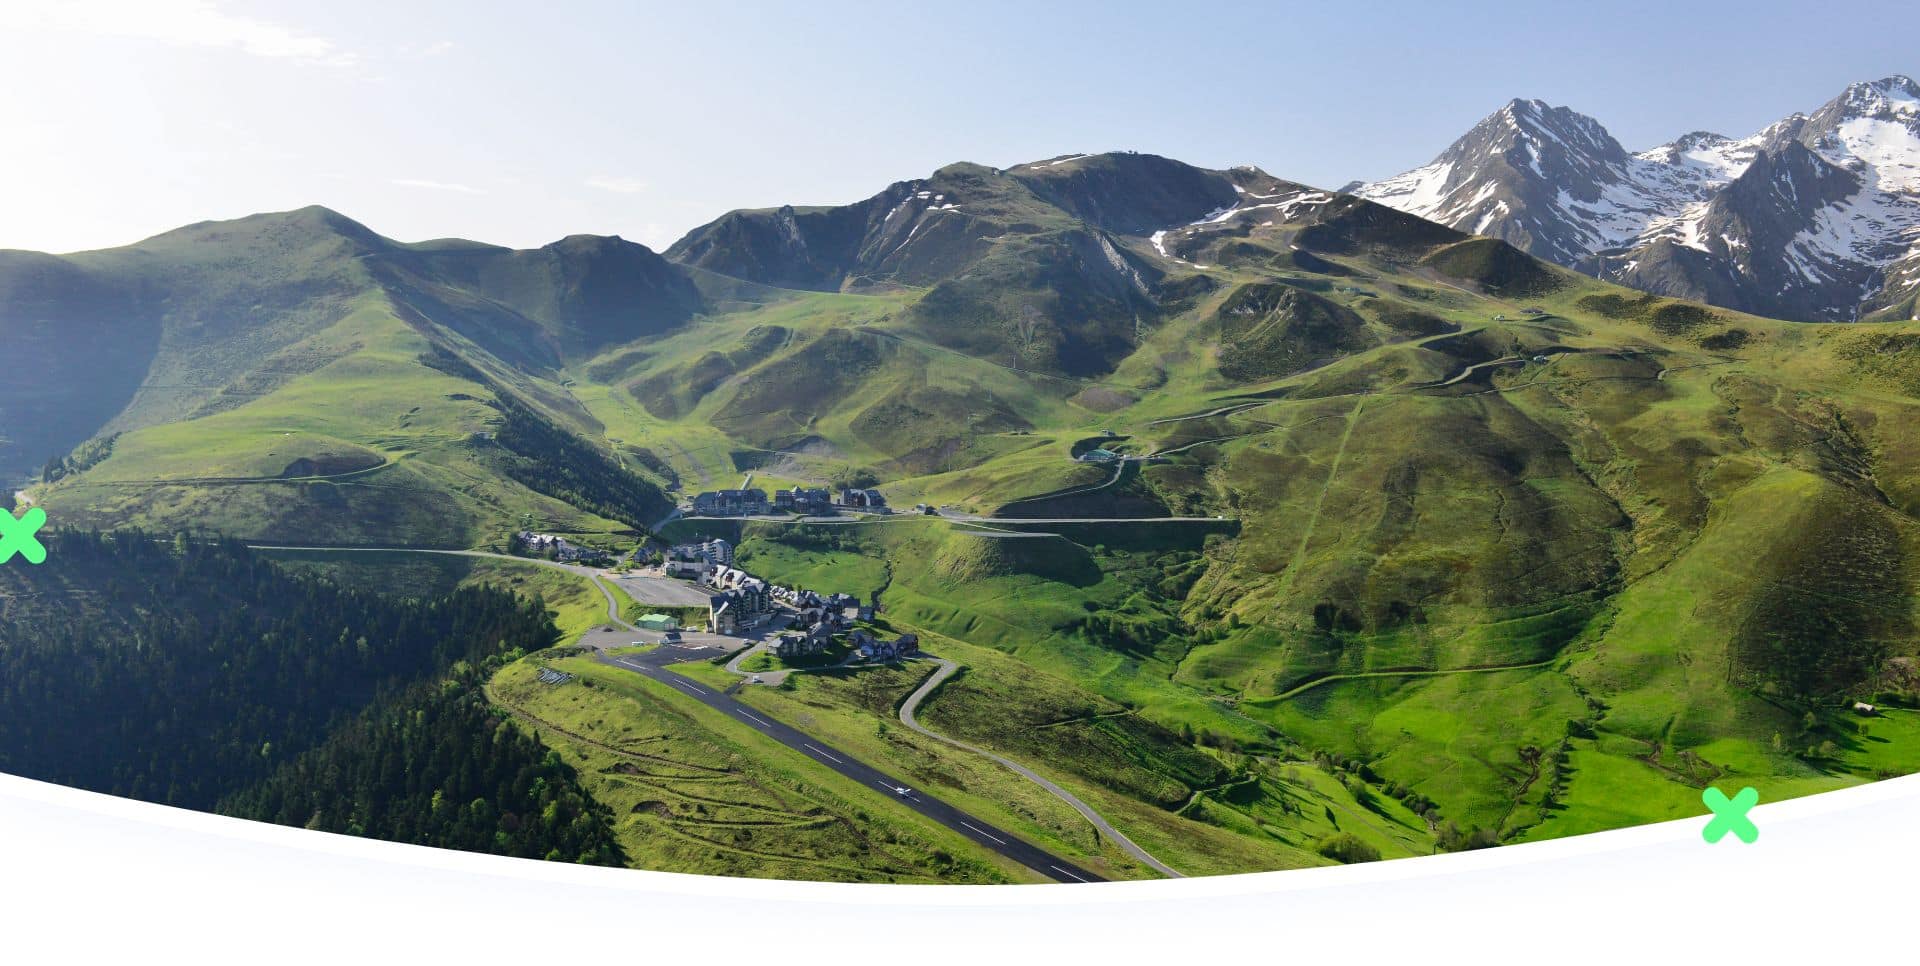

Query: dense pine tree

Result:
[0,531,620,864]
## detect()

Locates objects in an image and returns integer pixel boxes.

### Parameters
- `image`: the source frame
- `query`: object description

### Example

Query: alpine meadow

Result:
[6,137,1920,883]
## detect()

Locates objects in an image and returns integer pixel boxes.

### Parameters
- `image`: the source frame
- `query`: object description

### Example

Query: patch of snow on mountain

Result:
[1356,161,1454,218]
[1795,185,1920,266]
[1830,117,1920,193]
[1474,200,1511,234]
[1190,205,1239,226]
[1639,201,1714,253]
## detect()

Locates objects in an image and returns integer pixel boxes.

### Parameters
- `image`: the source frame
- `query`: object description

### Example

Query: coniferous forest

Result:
[220,675,625,865]
[0,531,619,864]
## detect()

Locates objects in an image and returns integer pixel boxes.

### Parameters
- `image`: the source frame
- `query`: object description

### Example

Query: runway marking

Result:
[803,743,843,763]
[1050,865,1092,883]
[960,821,1006,845]
[736,709,771,728]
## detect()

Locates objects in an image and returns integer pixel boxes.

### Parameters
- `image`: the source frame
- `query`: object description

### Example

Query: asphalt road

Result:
[250,542,1111,883]
[898,657,1181,878]
[598,645,1107,884]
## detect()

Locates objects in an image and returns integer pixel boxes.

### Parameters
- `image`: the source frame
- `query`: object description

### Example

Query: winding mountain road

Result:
[249,543,1110,883]
[897,657,1184,878]
[593,644,1106,883]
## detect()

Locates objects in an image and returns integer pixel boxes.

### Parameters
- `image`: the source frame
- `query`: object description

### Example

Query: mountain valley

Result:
[6,143,1920,881]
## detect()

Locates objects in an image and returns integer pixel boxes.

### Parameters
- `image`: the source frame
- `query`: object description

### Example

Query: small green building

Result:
[637,613,680,631]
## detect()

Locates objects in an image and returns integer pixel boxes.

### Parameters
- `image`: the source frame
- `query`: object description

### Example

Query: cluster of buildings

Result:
[691,489,770,516]
[773,486,833,514]
[771,622,839,659]
[512,531,614,565]
[657,530,917,665]
[849,629,918,662]
[687,485,889,517]
[664,537,733,577]
[691,559,914,665]
[762,582,859,656]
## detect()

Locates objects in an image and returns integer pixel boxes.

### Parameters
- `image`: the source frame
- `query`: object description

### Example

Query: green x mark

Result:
[1702,786,1759,844]
[0,506,48,565]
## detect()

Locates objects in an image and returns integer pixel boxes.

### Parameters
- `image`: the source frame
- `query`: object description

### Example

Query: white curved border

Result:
[3,770,1914,959]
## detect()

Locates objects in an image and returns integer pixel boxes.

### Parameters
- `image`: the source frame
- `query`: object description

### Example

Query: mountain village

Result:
[660,536,917,663]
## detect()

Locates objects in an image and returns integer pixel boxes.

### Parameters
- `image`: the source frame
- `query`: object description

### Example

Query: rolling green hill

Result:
[6,207,687,543]
[7,150,1920,878]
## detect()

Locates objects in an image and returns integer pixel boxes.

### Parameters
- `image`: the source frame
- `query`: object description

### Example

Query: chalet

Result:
[839,488,889,510]
[855,631,920,663]
[664,555,710,578]
[806,622,836,649]
[514,532,612,565]
[669,537,733,566]
[772,622,836,659]
[691,489,770,516]
[705,565,769,601]
[708,587,768,634]
[709,593,742,634]
[779,487,833,515]
[705,565,771,632]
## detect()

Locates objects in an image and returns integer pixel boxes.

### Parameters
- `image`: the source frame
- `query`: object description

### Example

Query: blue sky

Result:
[1,0,1913,253]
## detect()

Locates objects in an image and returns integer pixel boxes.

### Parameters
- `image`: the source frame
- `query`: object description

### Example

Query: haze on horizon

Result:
[1,0,1911,255]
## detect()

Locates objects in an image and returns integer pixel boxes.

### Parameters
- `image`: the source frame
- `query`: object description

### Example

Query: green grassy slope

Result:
[11,156,1920,876]
[17,209,679,544]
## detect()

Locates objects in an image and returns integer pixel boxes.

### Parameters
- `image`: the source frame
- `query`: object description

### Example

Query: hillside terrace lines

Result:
[896,656,1185,878]
[1138,325,1494,428]
[855,326,1141,391]
[93,455,398,487]
[1251,657,1563,705]
[331,543,1113,881]
[594,650,1107,883]
[1272,394,1368,605]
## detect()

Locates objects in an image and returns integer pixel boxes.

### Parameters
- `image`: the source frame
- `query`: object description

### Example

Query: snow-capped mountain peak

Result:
[1357,76,1920,322]
[1356,99,1647,263]
[1801,74,1920,195]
